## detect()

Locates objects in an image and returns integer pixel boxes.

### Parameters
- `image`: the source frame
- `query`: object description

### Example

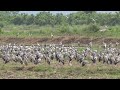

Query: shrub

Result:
[0,29,3,34]
[0,22,4,28]
[85,24,100,32]
[59,25,70,33]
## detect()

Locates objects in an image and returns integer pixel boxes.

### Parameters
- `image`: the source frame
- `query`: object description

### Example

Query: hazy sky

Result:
[20,11,78,15]
[20,11,117,15]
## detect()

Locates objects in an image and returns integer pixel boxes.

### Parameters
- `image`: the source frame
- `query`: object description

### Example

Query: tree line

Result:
[0,11,120,27]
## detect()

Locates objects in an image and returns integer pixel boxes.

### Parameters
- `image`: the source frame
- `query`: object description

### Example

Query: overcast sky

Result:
[20,11,78,15]
[19,11,117,15]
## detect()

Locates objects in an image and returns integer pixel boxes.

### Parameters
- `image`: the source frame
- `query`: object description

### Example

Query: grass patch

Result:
[0,60,120,78]
[0,24,120,38]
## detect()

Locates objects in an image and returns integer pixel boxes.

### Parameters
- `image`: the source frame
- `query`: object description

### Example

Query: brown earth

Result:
[0,36,120,45]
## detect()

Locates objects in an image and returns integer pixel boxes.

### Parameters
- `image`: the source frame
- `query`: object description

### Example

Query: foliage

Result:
[86,24,100,32]
[1,24,120,38]
[0,11,120,38]
[0,22,4,28]
[1,11,120,26]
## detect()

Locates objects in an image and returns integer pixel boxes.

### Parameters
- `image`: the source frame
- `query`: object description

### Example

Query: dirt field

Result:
[0,36,120,45]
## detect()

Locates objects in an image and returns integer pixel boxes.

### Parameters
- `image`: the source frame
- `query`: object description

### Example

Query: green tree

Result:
[55,13,67,25]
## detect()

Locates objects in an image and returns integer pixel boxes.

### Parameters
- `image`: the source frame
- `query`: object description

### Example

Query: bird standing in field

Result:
[51,33,53,38]
[103,41,107,49]
[78,41,80,47]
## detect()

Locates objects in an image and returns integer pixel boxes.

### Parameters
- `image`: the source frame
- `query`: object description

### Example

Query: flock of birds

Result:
[0,41,120,67]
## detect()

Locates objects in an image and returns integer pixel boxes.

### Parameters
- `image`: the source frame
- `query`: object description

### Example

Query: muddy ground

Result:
[0,36,120,45]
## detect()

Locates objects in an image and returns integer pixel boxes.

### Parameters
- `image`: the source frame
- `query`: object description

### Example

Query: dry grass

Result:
[0,59,120,79]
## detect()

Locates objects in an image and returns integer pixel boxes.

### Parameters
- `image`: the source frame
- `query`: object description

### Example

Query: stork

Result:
[88,38,93,48]
[102,39,107,49]
[51,33,53,38]
[115,42,119,47]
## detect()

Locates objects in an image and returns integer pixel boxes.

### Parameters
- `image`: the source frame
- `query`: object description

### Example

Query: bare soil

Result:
[0,36,120,45]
